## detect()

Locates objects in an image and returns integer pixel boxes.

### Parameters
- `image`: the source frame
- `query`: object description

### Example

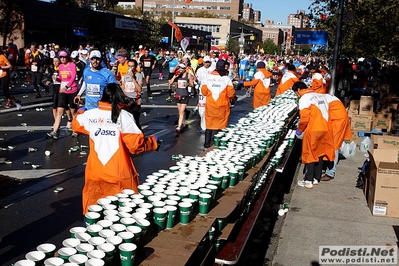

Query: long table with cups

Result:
[12,91,299,266]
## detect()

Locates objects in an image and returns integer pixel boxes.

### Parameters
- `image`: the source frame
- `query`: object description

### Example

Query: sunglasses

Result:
[90,57,101,61]
[59,56,67,59]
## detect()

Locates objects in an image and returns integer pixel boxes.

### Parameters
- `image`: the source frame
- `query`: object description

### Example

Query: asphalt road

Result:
[0,71,256,265]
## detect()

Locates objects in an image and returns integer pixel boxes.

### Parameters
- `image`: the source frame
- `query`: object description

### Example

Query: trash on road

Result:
[32,164,42,169]
[23,161,33,165]
[54,187,64,193]
[21,123,27,126]
[28,147,38,152]
[80,145,89,149]
[8,146,17,150]
[17,114,23,117]
[45,150,52,156]
[69,146,80,153]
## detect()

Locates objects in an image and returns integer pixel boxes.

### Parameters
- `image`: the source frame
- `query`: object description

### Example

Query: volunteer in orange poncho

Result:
[72,83,160,214]
[201,59,237,149]
[292,81,335,189]
[322,94,352,181]
[239,61,273,108]
[275,64,299,96]
[309,65,326,94]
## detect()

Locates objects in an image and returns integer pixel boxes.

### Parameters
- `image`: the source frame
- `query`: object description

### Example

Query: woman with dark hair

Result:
[72,83,160,214]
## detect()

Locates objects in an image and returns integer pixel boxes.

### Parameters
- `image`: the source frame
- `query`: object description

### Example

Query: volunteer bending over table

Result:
[72,83,160,214]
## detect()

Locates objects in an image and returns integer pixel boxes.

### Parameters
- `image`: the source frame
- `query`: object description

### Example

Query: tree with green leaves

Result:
[0,0,24,46]
[308,0,399,60]
[262,39,280,55]
[225,36,237,53]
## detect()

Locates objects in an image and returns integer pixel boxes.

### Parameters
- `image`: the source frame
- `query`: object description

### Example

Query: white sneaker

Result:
[313,179,319,185]
[66,121,72,130]
[297,180,313,189]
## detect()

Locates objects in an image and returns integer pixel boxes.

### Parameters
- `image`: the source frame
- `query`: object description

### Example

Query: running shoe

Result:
[175,127,181,133]
[166,96,172,102]
[4,101,12,109]
[46,131,59,140]
[297,180,313,189]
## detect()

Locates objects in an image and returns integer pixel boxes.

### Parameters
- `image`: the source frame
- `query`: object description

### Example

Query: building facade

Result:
[134,0,244,19]
[287,9,309,28]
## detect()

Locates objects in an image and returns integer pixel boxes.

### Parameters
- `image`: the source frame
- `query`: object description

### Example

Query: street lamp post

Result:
[170,0,176,49]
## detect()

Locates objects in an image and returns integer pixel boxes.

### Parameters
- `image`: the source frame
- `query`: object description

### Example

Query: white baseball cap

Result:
[71,51,79,59]
[79,49,88,55]
[203,56,211,62]
[89,50,102,59]
[139,45,143,49]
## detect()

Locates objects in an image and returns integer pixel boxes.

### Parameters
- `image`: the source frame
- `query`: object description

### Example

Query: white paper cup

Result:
[88,237,106,247]
[85,258,105,266]
[25,251,46,264]
[57,247,77,261]
[97,198,112,206]
[70,227,86,238]
[118,206,133,213]
[75,232,92,243]
[76,243,94,255]
[132,212,146,220]
[96,220,113,229]
[14,260,35,266]
[103,210,118,217]
[87,205,103,213]
[44,257,64,266]
[110,223,126,233]
[98,229,115,238]
[37,243,56,257]
[86,224,103,237]
[86,250,106,260]
[69,254,88,265]
[106,235,123,246]
[104,215,120,223]
[63,238,81,248]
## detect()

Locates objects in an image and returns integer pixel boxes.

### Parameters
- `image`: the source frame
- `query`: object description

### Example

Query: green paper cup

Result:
[236,165,245,181]
[88,205,103,213]
[208,226,215,242]
[75,232,92,243]
[85,212,101,227]
[25,250,46,265]
[198,193,212,215]
[177,190,189,200]
[126,226,142,244]
[135,218,151,236]
[189,190,200,205]
[178,202,192,225]
[97,198,111,207]
[220,174,230,190]
[97,243,115,259]
[228,169,238,187]
[169,166,180,173]
[118,243,137,266]
[110,224,126,234]
[164,205,177,229]
[120,217,136,227]
[153,207,167,232]
[105,196,118,205]
[70,227,86,238]
[118,231,135,243]
[57,247,77,261]
[76,243,94,255]
[213,135,221,147]
[105,235,123,247]
[86,224,103,237]
[37,243,56,258]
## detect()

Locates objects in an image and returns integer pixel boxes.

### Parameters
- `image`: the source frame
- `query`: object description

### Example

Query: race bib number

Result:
[124,81,136,93]
[177,79,187,89]
[144,61,151,68]
[31,65,38,72]
[87,83,101,97]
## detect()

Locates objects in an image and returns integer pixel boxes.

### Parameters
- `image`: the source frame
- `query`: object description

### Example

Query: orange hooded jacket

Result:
[297,90,335,164]
[201,70,236,130]
[276,70,299,96]
[72,102,158,214]
[326,94,352,150]
[243,68,273,108]
[311,72,326,94]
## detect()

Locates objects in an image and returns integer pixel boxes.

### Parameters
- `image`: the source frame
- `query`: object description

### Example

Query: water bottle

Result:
[360,137,372,152]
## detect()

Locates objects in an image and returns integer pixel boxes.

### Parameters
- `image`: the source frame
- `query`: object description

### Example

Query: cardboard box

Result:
[368,150,399,218]
[347,109,359,118]
[373,113,392,132]
[373,135,399,149]
[350,114,373,131]
[359,96,374,115]
[351,130,359,144]
[349,100,360,111]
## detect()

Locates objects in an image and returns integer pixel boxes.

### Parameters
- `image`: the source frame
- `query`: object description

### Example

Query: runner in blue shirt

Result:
[74,50,117,110]
[162,51,179,102]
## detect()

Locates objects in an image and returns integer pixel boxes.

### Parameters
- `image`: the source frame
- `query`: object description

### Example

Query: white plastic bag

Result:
[340,141,357,158]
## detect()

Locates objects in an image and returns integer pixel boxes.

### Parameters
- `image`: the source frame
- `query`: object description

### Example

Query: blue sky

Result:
[249,0,312,24]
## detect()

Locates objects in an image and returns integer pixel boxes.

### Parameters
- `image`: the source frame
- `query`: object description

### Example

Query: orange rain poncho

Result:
[275,70,299,96]
[201,69,236,130]
[297,90,335,164]
[243,68,273,108]
[72,102,158,214]
[311,72,326,94]
[326,94,352,150]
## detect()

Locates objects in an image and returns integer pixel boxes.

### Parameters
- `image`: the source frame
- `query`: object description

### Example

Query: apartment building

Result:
[287,9,309,28]
[133,0,244,19]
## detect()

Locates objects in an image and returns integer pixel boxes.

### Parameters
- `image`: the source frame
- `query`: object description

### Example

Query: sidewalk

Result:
[272,148,399,265]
